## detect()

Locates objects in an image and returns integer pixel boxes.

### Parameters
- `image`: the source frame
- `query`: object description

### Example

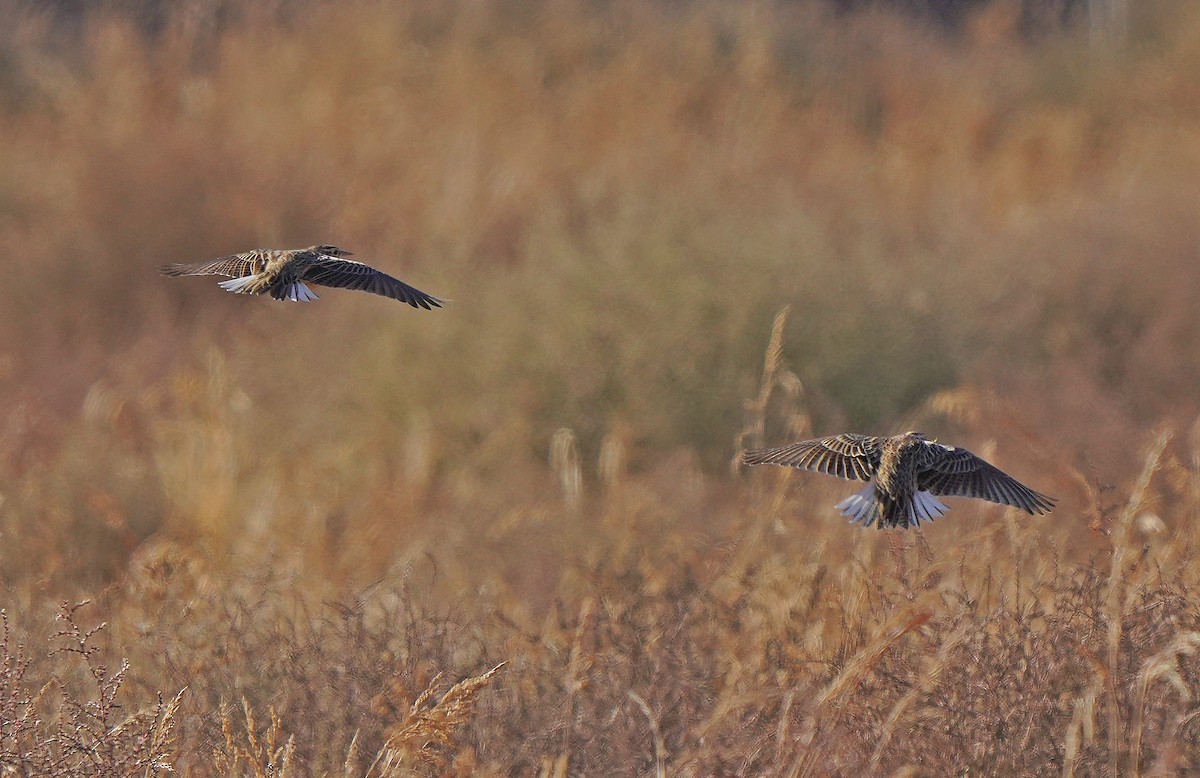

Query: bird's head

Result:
[903,430,927,441]
[311,245,353,257]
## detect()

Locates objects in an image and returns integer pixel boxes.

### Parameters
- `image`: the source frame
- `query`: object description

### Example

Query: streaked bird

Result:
[742,431,1054,529]
[159,245,442,308]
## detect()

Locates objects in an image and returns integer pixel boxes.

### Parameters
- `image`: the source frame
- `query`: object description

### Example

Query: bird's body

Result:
[742,431,1054,529]
[159,245,442,308]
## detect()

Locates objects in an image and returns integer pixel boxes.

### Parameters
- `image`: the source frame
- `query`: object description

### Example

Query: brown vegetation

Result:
[2,0,1200,774]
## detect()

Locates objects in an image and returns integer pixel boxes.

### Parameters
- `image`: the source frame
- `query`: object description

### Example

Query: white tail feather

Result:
[836,484,949,527]
[912,490,949,523]
[218,275,261,294]
[285,282,319,302]
[836,483,878,526]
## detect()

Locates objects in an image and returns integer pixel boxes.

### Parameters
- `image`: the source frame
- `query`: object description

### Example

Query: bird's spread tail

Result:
[835,484,880,526]
[218,275,263,294]
[907,490,949,525]
[272,281,319,302]
[836,483,948,529]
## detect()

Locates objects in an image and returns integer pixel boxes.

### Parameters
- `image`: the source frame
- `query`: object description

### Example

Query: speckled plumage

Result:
[160,245,442,308]
[742,431,1055,529]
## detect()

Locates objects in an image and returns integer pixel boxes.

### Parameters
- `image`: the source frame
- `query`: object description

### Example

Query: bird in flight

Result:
[742,431,1054,529]
[159,245,442,308]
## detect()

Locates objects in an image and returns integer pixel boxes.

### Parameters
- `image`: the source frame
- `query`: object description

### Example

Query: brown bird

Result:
[742,431,1055,529]
[159,245,442,308]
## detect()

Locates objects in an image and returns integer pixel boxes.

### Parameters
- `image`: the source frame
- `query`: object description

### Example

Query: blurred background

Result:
[3,0,1200,774]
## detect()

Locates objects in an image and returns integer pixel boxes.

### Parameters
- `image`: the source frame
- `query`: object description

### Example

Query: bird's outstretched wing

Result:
[301,258,443,309]
[159,253,260,278]
[917,445,1055,514]
[742,434,885,481]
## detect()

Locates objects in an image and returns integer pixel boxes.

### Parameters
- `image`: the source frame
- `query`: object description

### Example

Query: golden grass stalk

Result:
[374,662,507,774]
[1106,429,1172,775]
[342,730,362,778]
[560,597,596,765]
[215,697,296,778]
[868,620,971,770]
[1062,687,1100,778]
[1062,648,1103,778]
[1131,631,1200,777]
[537,754,570,778]
[134,687,188,776]
[551,427,583,510]
[815,608,933,709]
[737,304,792,467]
[627,689,667,778]
[788,608,932,777]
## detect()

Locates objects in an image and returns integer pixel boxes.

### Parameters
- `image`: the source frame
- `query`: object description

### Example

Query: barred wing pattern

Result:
[918,446,1055,515]
[741,434,884,482]
[743,431,1056,529]
[302,259,443,309]
[158,253,262,278]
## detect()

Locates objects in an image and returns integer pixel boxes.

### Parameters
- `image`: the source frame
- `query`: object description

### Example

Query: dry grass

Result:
[0,602,185,775]
[3,0,1200,774]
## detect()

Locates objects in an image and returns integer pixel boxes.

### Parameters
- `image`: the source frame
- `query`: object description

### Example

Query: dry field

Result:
[2,1,1200,774]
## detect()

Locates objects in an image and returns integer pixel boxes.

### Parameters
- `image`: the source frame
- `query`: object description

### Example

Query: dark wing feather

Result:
[301,258,443,309]
[917,445,1055,514]
[741,434,885,482]
[159,253,258,278]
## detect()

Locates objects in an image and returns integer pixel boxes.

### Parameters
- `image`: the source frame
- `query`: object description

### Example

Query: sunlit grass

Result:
[3,0,1200,774]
